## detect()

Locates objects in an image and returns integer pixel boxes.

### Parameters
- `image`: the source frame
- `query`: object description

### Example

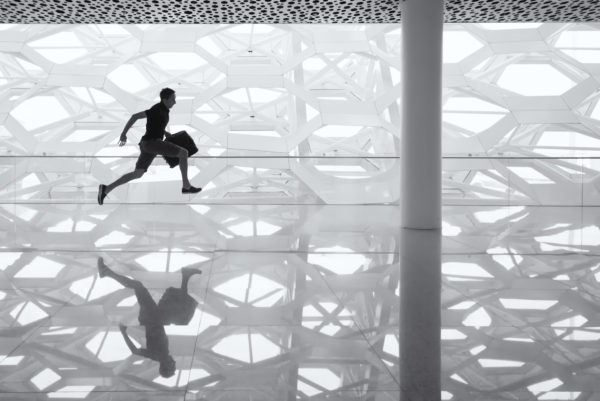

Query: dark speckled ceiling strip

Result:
[0,0,598,23]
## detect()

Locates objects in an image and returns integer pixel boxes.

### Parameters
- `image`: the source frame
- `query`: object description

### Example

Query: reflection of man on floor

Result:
[97,257,202,377]
[97,87,201,205]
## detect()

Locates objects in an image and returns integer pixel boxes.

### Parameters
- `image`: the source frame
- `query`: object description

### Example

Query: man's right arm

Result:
[119,323,151,357]
[118,111,147,146]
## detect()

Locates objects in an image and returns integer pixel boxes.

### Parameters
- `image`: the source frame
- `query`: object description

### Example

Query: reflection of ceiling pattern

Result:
[2,204,600,399]
[1,0,599,23]
[0,204,400,399]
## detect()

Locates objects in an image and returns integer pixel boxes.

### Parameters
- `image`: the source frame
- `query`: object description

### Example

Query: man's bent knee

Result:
[177,148,188,159]
[133,169,145,178]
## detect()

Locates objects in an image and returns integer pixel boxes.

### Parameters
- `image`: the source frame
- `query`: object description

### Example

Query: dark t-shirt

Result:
[141,102,169,141]
[144,323,170,361]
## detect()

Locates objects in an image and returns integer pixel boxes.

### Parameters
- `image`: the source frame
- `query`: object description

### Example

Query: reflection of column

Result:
[400,229,441,400]
[400,0,443,400]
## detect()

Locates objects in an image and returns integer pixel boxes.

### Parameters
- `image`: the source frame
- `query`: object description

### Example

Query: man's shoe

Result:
[97,184,107,205]
[182,186,202,194]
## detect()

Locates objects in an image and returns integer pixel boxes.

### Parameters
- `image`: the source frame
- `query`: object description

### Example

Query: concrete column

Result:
[399,0,443,400]
[401,0,443,229]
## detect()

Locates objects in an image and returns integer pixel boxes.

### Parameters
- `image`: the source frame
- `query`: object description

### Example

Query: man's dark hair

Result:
[159,87,175,101]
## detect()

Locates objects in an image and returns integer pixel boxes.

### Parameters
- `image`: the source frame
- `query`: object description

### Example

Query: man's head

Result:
[160,88,176,109]
[159,355,176,378]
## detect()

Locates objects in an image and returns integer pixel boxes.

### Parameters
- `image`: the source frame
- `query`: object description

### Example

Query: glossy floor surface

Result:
[1,203,597,400]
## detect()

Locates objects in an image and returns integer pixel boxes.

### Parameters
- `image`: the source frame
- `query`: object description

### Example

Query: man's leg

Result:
[105,169,145,194]
[141,140,201,193]
[180,267,202,293]
[97,257,142,290]
[97,147,153,205]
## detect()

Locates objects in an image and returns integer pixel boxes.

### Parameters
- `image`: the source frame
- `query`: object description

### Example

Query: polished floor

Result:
[1,201,598,400]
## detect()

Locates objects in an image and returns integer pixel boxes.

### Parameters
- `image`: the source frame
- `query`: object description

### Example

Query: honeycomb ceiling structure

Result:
[0,0,599,24]
[3,14,600,401]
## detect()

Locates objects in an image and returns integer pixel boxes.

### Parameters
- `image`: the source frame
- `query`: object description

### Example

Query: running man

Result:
[97,88,201,205]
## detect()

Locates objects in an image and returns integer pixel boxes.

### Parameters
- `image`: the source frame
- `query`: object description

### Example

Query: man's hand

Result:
[164,131,172,139]
[118,135,127,146]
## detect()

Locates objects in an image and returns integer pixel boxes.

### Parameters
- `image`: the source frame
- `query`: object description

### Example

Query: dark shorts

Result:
[135,140,183,172]
[134,286,160,325]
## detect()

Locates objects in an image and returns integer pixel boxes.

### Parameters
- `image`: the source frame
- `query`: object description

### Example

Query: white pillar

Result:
[401,0,443,230]
[400,0,443,400]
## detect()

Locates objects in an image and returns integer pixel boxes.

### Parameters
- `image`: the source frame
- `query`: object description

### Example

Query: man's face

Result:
[164,93,176,109]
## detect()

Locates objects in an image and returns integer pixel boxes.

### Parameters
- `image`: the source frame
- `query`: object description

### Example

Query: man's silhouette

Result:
[97,257,202,377]
[97,88,201,205]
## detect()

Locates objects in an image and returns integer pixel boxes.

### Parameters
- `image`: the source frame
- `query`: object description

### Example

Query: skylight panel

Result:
[222,88,248,103]
[443,31,483,63]
[443,112,504,133]
[169,251,209,272]
[560,50,600,63]
[212,332,279,363]
[227,220,281,236]
[474,208,508,224]
[248,88,283,103]
[10,96,70,131]
[315,165,366,172]
[462,307,492,327]
[448,301,476,310]
[383,334,399,355]
[0,355,24,366]
[230,130,281,137]
[478,359,525,368]
[564,330,600,341]
[527,378,563,395]
[10,301,49,325]
[94,230,134,247]
[497,64,576,96]
[0,252,22,270]
[48,385,96,399]
[214,273,284,306]
[227,24,275,35]
[538,392,581,400]
[136,250,168,271]
[148,52,207,71]
[196,36,222,56]
[15,256,64,278]
[95,25,129,36]
[303,56,328,71]
[35,49,88,64]
[507,166,554,184]
[313,125,362,138]
[442,221,461,236]
[537,131,600,149]
[441,329,467,340]
[86,331,135,362]
[499,298,558,310]
[70,275,123,300]
[29,31,83,47]
[107,65,151,93]
[552,315,588,327]
[442,262,492,278]
[555,30,600,48]
[63,130,109,143]
[444,97,507,113]
[479,23,542,30]
[307,252,367,274]
[298,368,341,395]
